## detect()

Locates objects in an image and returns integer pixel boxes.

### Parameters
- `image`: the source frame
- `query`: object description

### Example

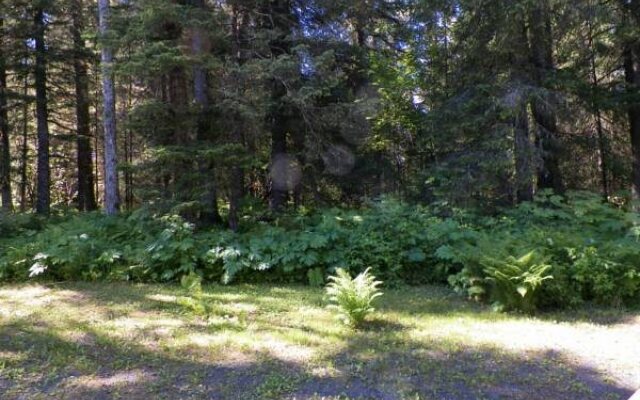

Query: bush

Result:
[206,198,471,286]
[445,191,640,311]
[0,213,150,281]
[0,212,216,282]
[483,251,553,312]
[325,268,383,327]
[1,191,638,313]
[0,212,46,238]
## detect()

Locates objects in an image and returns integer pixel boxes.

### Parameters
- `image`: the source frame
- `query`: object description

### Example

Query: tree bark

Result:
[265,0,294,212]
[189,0,222,224]
[125,77,133,209]
[72,0,97,211]
[514,102,534,202]
[34,7,50,215]
[98,0,119,215]
[511,11,533,203]
[19,74,28,212]
[228,6,247,230]
[587,14,609,200]
[624,44,640,203]
[0,17,12,211]
[528,0,564,193]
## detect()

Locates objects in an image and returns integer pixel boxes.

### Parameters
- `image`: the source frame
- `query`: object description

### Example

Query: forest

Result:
[0,0,639,398]
[0,0,637,217]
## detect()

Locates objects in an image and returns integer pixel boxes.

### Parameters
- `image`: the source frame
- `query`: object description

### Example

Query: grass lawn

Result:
[0,283,638,399]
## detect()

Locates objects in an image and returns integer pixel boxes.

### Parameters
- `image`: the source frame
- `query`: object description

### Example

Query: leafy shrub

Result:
[0,211,228,283]
[0,212,46,238]
[325,267,383,327]
[0,213,146,281]
[142,215,201,281]
[445,191,640,310]
[483,251,553,312]
[206,198,470,286]
[1,192,639,313]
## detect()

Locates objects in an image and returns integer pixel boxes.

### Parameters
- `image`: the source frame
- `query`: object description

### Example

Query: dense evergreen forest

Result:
[0,0,638,216]
[1,0,640,311]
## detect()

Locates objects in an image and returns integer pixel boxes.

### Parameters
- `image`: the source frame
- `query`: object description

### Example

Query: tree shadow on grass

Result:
[537,305,640,326]
[0,319,634,400]
[376,285,640,327]
[291,332,635,400]
[358,317,406,333]
[25,282,640,328]
[0,283,636,399]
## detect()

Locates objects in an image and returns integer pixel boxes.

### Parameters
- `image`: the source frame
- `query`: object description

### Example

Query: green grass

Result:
[0,283,637,399]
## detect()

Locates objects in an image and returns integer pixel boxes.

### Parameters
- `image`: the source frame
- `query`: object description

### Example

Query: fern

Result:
[325,268,383,327]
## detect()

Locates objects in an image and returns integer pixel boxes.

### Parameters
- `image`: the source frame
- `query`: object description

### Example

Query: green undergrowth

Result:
[1,191,639,312]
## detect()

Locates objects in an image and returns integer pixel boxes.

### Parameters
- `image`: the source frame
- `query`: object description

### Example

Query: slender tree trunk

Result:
[0,17,12,211]
[34,7,50,215]
[624,44,640,203]
[72,0,97,211]
[98,0,119,215]
[125,76,133,209]
[167,67,188,199]
[93,59,101,204]
[442,11,450,95]
[511,12,533,203]
[528,0,564,193]
[190,0,222,224]
[20,74,28,212]
[228,7,246,230]
[265,0,294,212]
[587,13,609,200]
[515,102,534,202]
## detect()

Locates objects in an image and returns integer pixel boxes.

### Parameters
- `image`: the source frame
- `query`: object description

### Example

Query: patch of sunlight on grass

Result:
[0,285,51,300]
[0,282,637,399]
[71,369,151,389]
[0,350,27,363]
[186,332,228,348]
[254,335,316,362]
[272,326,342,348]
[109,315,185,330]
[146,293,178,303]
[224,302,259,314]
[202,292,247,302]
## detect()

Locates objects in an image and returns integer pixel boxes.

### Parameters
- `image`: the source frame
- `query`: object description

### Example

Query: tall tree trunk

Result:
[528,0,564,193]
[624,44,640,203]
[265,0,294,212]
[228,6,246,230]
[512,11,533,203]
[514,102,534,202]
[93,57,101,203]
[20,74,28,212]
[72,0,97,211]
[587,12,609,200]
[189,0,222,224]
[34,7,50,215]
[98,0,119,215]
[125,76,133,209]
[167,67,188,199]
[621,2,640,204]
[0,17,12,211]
